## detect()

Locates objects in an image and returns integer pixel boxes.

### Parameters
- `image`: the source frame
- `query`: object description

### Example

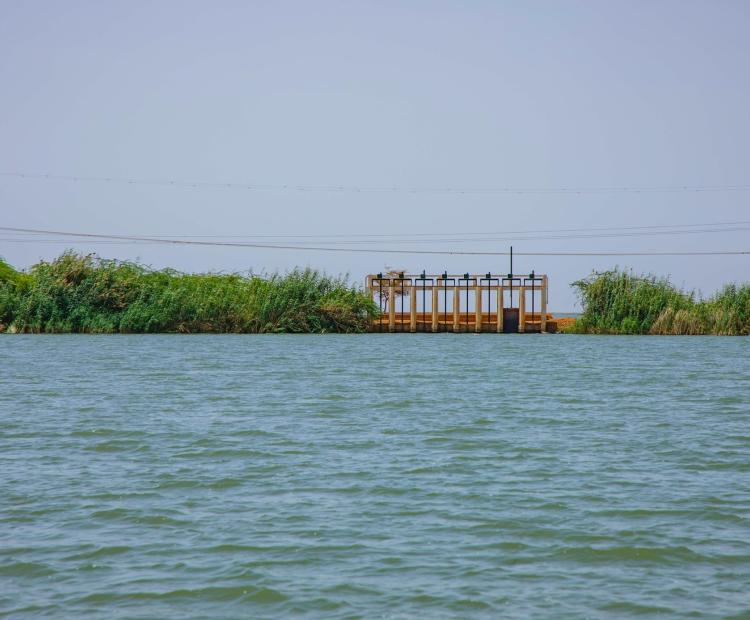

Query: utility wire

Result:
[77,220,750,239]
[2,171,750,195]
[96,225,750,245]
[6,227,749,245]
[2,224,749,245]
[1,226,748,257]
[3,221,750,244]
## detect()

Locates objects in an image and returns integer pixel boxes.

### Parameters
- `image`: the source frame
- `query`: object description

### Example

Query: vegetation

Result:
[0,257,28,286]
[568,268,750,335]
[0,253,377,333]
[3,256,747,335]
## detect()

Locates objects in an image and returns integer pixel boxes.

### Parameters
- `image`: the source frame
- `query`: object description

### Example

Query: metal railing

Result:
[366,272,549,333]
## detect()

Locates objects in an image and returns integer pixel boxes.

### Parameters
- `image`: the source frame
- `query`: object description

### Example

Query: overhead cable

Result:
[2,171,750,195]
[1,226,747,257]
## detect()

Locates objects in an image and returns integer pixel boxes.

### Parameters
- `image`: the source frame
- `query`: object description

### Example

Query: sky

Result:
[1,1,749,311]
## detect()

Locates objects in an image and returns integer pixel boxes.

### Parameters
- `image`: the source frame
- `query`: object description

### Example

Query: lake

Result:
[1,334,749,618]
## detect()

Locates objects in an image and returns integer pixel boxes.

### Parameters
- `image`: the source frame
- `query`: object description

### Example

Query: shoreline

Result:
[2,255,748,336]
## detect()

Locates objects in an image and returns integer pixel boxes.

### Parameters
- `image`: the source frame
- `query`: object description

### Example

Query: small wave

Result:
[594,508,696,519]
[321,583,382,596]
[449,598,492,610]
[600,601,674,614]
[90,508,130,520]
[79,584,288,604]
[208,477,244,490]
[173,448,273,459]
[90,508,189,528]
[464,541,532,552]
[246,587,288,604]
[553,545,706,564]
[137,515,192,527]
[85,441,146,453]
[408,593,445,606]
[69,428,118,438]
[686,461,750,472]
[65,546,132,560]
[153,479,201,489]
[0,561,55,577]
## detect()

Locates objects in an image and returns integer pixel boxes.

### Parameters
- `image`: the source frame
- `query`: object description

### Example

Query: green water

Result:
[1,335,749,618]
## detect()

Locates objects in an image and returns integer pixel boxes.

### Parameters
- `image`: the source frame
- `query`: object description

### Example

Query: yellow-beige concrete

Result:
[366,273,550,334]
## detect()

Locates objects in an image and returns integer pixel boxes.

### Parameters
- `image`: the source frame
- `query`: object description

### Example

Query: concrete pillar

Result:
[497,287,504,333]
[475,286,482,333]
[388,284,396,332]
[431,287,439,332]
[453,286,460,333]
[410,285,417,333]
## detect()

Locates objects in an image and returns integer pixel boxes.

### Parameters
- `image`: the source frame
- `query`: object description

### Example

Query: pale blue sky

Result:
[1,1,749,310]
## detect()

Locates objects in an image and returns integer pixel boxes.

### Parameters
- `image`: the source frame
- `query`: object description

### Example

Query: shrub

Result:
[572,268,750,335]
[0,252,377,333]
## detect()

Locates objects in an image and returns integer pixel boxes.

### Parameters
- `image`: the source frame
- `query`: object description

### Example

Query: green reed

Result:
[569,268,750,335]
[0,252,377,333]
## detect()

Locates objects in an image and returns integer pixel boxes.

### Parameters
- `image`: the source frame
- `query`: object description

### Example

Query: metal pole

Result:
[464,273,469,332]
[442,272,447,333]
[400,276,405,332]
[482,273,493,333]
[510,246,513,277]
[509,246,514,308]
[421,270,426,333]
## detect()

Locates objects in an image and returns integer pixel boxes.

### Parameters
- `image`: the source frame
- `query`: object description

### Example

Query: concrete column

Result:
[388,284,396,332]
[475,286,482,333]
[453,286,460,333]
[431,287,439,332]
[410,285,417,333]
[497,287,504,333]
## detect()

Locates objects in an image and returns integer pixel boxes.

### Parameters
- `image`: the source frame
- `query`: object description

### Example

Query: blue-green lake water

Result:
[2,335,749,618]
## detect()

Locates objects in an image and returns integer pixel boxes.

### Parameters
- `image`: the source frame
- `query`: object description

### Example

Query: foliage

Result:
[570,268,750,335]
[0,252,377,333]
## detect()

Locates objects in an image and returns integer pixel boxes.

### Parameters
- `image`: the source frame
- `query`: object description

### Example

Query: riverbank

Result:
[567,269,750,335]
[0,253,376,333]
[2,255,748,335]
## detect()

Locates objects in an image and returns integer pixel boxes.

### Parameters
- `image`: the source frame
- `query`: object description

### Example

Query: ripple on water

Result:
[1,334,750,619]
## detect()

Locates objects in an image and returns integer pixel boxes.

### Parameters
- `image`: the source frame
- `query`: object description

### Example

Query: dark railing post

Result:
[442,271,448,333]
[377,273,383,333]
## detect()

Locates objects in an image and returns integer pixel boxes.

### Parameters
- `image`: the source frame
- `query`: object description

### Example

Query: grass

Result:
[568,268,750,335]
[3,256,747,335]
[0,252,377,333]
[0,257,28,286]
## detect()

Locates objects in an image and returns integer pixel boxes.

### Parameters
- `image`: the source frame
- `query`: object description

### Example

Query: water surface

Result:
[2,335,749,618]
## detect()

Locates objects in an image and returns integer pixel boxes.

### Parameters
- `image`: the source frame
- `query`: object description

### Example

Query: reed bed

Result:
[568,269,750,335]
[3,256,748,335]
[0,253,377,333]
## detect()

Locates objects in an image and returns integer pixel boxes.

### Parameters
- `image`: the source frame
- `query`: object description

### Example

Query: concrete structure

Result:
[366,272,551,333]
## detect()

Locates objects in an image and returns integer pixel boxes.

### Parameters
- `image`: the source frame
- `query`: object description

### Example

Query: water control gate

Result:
[366,272,549,333]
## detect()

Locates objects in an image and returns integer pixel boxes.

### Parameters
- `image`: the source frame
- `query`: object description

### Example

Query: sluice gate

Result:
[366,272,553,333]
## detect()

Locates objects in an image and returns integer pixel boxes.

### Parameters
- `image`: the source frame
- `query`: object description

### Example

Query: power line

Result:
[2,171,750,195]
[1,226,748,257]
[7,226,749,245]
[4,220,750,243]
[2,223,750,245]
[84,220,750,239]
[114,225,750,245]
